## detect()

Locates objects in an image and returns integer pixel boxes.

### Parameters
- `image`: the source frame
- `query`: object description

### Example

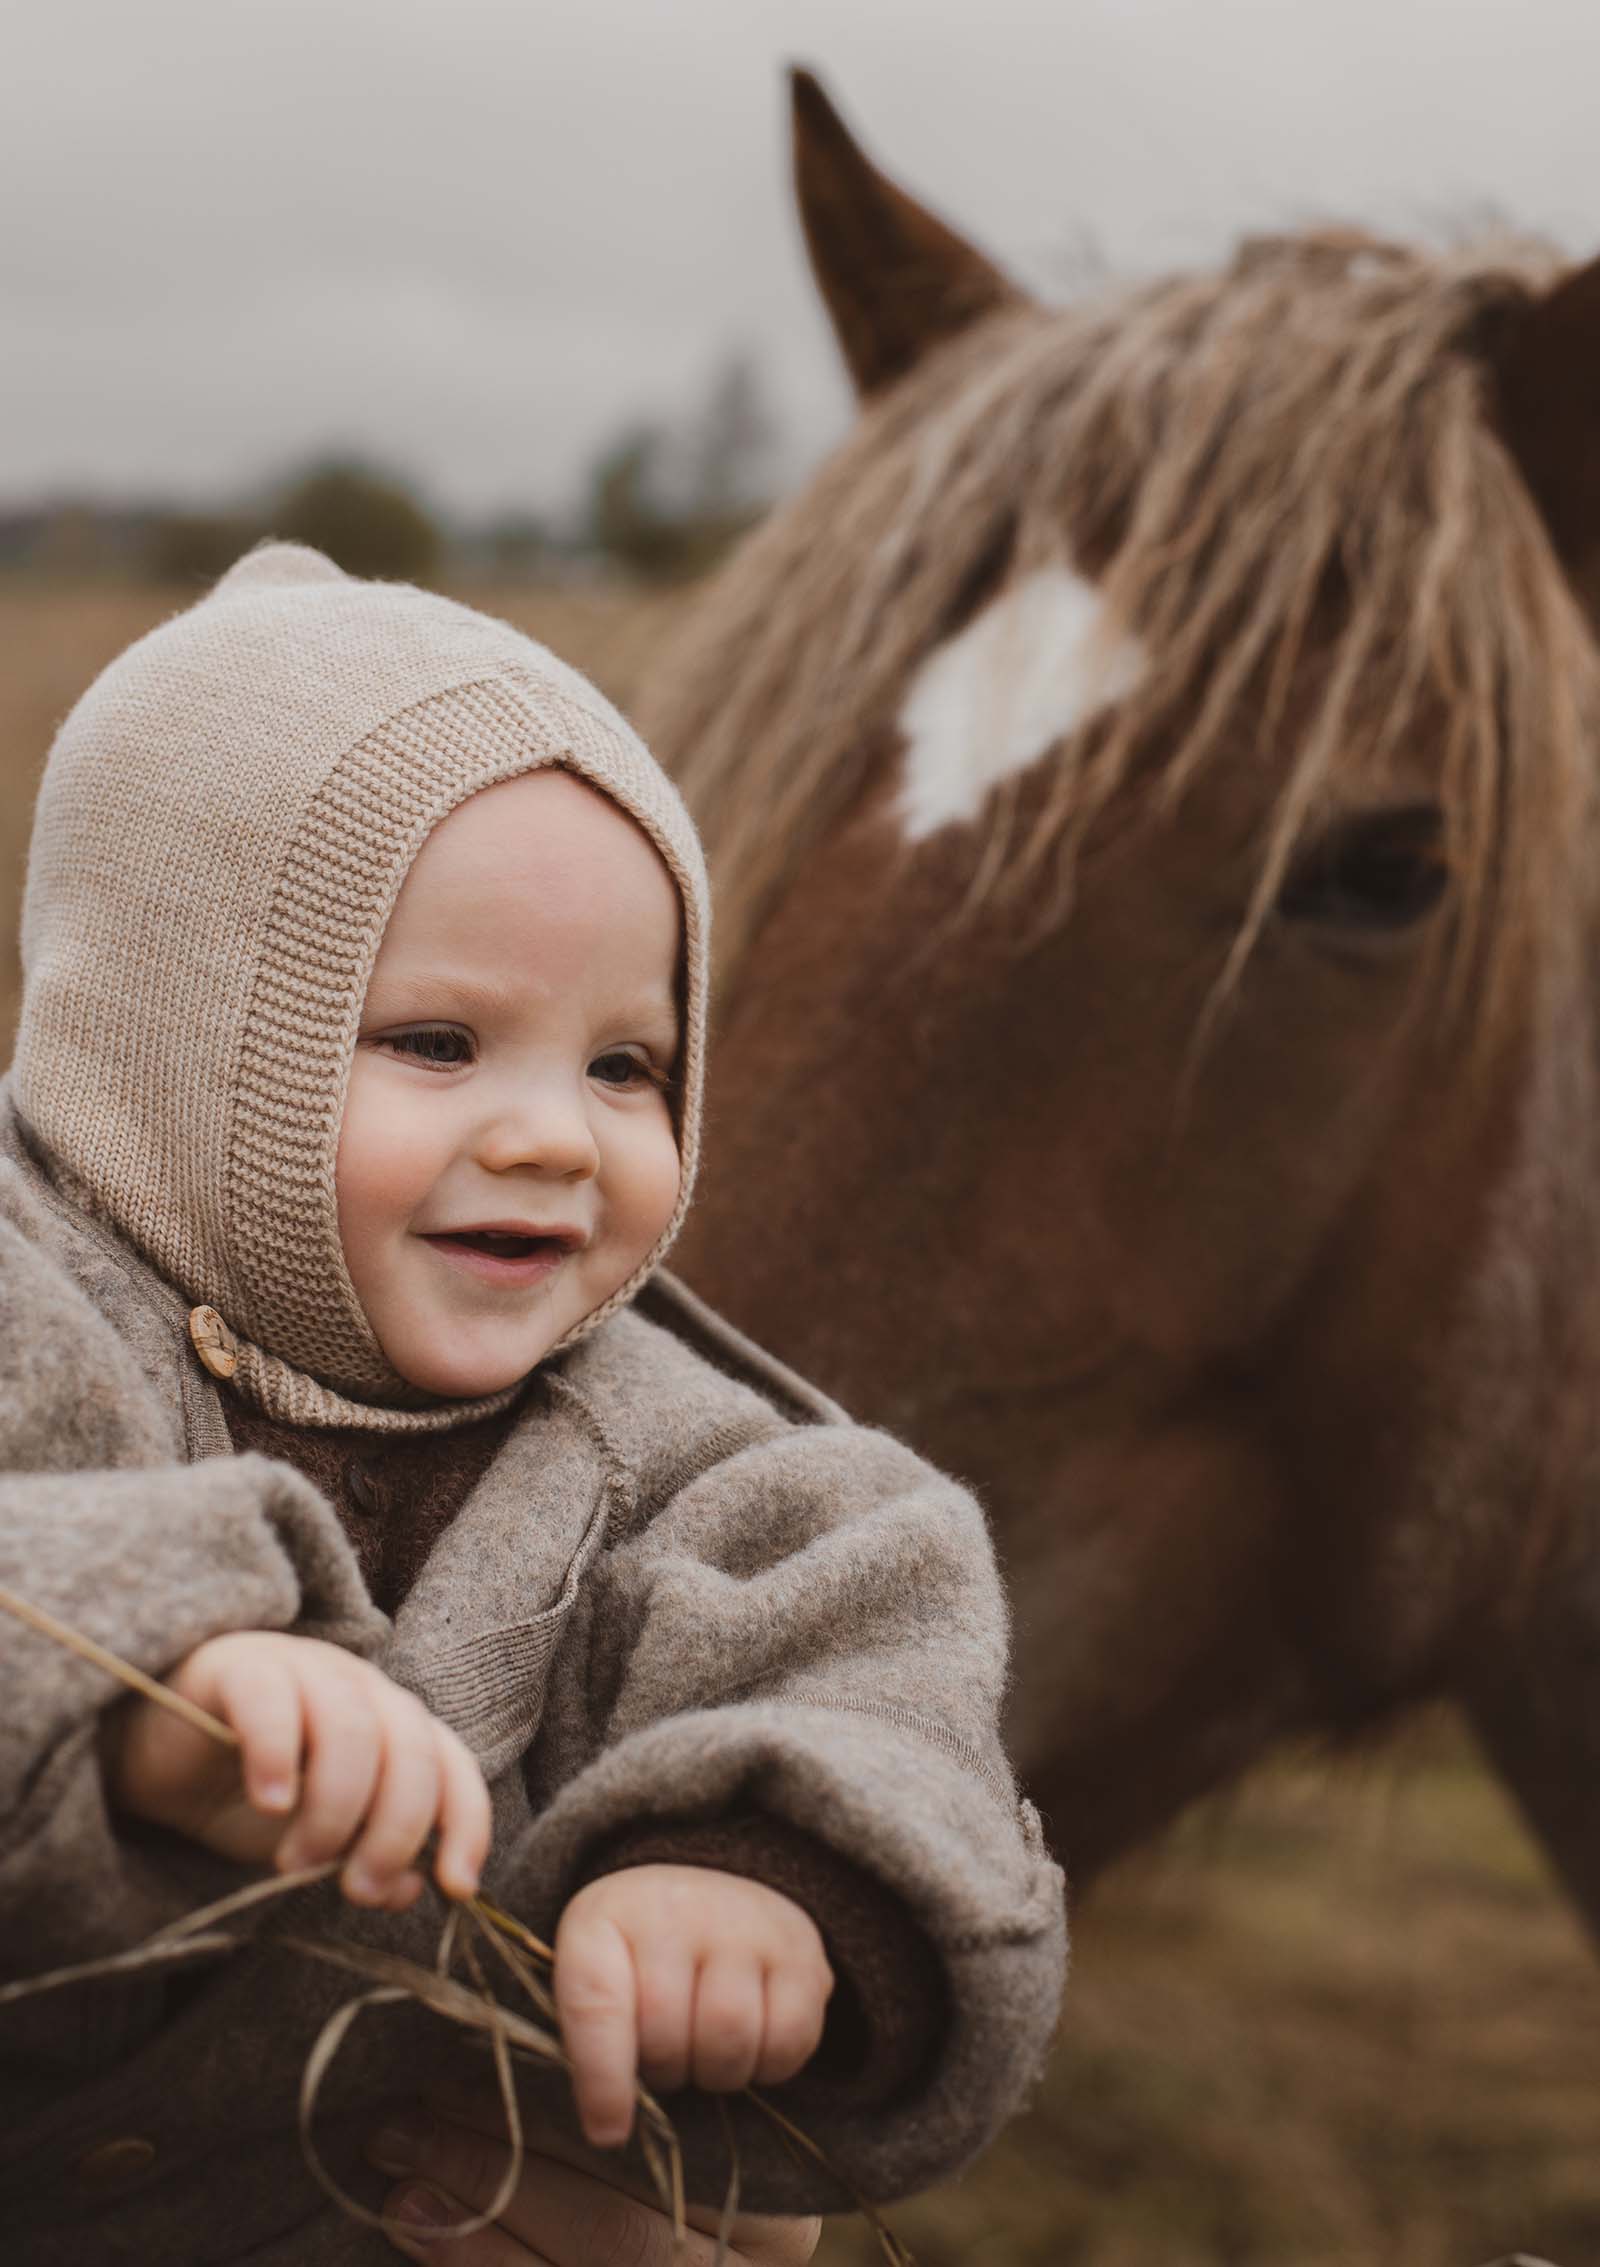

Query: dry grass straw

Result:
[645,230,1600,1047]
[0,1579,910,2264]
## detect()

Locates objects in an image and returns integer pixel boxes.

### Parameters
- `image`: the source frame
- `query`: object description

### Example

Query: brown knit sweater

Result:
[224,1401,514,1617]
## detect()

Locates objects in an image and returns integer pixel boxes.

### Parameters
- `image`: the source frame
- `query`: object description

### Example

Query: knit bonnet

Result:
[12,544,709,1430]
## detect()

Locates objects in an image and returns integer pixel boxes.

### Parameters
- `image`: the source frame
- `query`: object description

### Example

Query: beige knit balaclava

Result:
[13,544,709,1430]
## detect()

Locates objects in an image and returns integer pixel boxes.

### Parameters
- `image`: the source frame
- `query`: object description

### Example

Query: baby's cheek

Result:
[336,1065,431,1267]
[633,1114,683,1246]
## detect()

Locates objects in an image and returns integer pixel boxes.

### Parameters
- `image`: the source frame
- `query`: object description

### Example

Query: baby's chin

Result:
[379,1324,569,1401]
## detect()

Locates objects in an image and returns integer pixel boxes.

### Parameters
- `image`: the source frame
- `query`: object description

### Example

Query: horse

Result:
[638,71,1600,1930]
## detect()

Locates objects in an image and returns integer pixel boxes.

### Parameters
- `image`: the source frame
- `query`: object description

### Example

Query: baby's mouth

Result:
[436,1230,546,1259]
[420,1227,583,1285]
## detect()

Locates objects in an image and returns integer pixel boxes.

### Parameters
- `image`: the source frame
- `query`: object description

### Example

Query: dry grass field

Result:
[4,580,1598,2267]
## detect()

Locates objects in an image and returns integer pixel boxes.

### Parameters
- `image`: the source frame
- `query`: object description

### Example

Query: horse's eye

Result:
[1277,805,1449,932]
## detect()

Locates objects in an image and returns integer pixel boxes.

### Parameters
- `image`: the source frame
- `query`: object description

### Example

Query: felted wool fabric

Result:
[12,544,709,1429]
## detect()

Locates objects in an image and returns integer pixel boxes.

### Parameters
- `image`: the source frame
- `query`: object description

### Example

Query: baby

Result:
[103,760,829,2149]
[0,545,1063,2261]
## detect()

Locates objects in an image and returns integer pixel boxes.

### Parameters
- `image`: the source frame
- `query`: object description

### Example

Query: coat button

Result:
[187,1305,239,1380]
[76,2135,157,2191]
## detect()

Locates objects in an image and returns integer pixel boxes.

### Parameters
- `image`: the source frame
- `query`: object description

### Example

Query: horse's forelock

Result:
[642,228,1600,1031]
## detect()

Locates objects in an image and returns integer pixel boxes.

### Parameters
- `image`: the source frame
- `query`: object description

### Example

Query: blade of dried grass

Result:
[466,1926,690,2263]
[292,1961,528,2241]
[0,1578,238,1746]
[460,1899,688,2246]
[0,1863,340,2006]
[743,2093,915,2267]
[713,2096,742,2267]
[435,1899,464,1977]
[1,1584,914,2261]
[471,1892,556,1967]
[298,1984,434,2238]
[455,1912,528,2232]
[147,1859,342,1943]
[0,1931,238,2004]
[465,1894,561,2026]
[635,2101,688,2253]
[629,2086,686,2239]
[282,1933,568,2063]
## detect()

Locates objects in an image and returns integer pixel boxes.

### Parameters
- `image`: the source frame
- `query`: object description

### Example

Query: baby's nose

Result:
[478,1088,599,1179]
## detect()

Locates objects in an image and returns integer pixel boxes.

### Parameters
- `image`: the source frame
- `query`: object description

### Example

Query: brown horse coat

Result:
[649,75,1600,1940]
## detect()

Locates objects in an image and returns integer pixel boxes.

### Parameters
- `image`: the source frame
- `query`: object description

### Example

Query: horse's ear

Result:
[789,66,1024,400]
[1485,251,1600,599]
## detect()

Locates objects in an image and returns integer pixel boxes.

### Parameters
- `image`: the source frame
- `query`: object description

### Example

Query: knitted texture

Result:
[13,545,709,1427]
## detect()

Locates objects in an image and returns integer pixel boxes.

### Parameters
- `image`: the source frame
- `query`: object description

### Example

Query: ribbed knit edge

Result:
[227,1342,529,1432]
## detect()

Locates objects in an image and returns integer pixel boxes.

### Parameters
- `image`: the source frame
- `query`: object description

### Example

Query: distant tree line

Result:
[586,355,776,580]
[0,353,780,589]
[155,461,441,584]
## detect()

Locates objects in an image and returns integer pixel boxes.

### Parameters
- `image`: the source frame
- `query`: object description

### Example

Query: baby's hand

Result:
[554,1863,834,2147]
[101,1630,491,1909]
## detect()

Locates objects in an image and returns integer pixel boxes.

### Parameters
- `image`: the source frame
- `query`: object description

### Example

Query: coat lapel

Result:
[384,1389,616,1777]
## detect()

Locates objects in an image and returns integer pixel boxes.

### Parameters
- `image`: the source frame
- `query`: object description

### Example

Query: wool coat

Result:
[0,1101,1066,2263]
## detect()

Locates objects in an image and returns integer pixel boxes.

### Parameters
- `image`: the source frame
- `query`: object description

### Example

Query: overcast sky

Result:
[7,0,1600,522]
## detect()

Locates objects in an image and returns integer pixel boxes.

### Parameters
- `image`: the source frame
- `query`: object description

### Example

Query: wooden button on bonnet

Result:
[188,1304,239,1380]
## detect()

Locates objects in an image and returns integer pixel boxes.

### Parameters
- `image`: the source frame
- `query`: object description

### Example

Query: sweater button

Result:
[348,1462,384,1514]
[187,1305,239,1380]
[76,2135,157,2191]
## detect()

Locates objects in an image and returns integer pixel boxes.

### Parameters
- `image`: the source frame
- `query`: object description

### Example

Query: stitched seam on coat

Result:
[542,1376,655,1738]
[797,1696,1017,1809]
[544,1375,640,1536]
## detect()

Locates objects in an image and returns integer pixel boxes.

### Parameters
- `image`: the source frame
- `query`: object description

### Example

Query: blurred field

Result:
[826,1722,1600,2267]
[4,582,1598,2267]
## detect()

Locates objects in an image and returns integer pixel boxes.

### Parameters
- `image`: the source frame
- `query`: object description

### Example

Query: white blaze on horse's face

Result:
[894,561,1148,842]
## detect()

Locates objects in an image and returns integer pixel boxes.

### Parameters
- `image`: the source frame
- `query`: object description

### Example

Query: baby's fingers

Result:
[635,1945,696,2093]
[690,1955,765,2093]
[340,1688,443,1908]
[429,1721,491,1903]
[755,1961,831,2087]
[188,1644,301,1817]
[276,1663,381,1873]
[554,1907,639,2149]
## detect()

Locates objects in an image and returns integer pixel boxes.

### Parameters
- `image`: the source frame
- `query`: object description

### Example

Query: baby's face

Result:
[337,769,683,1397]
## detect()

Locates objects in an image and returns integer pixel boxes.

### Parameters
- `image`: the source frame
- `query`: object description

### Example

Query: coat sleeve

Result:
[505,1367,1067,2213]
[0,1212,385,1981]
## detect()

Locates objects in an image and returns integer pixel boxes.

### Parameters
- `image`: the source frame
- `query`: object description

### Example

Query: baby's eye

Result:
[378,1025,475,1068]
[589,1048,668,1092]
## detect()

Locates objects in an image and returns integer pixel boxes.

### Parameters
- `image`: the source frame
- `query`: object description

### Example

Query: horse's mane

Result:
[640,228,1600,1020]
